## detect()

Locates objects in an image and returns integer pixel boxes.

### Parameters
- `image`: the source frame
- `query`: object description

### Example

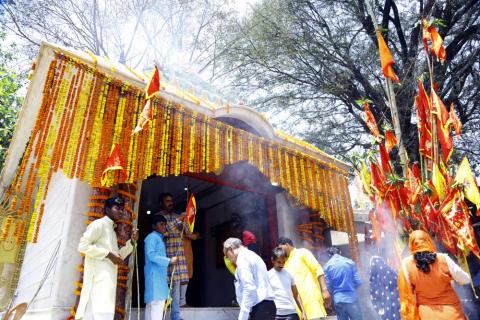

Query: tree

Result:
[215,0,480,171]
[0,30,25,170]
[1,0,233,72]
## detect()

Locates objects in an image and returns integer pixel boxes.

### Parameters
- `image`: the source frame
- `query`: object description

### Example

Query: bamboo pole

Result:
[365,0,409,174]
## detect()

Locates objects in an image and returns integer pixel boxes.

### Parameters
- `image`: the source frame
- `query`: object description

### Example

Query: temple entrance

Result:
[132,162,281,308]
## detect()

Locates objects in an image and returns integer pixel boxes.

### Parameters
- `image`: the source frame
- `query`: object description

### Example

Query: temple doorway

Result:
[132,162,281,308]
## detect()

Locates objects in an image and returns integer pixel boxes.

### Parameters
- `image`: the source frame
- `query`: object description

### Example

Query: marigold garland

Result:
[3,51,353,248]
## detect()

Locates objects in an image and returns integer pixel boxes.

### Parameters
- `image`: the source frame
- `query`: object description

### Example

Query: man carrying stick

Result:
[75,196,138,320]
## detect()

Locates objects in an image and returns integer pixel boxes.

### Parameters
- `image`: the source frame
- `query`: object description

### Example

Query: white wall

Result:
[13,172,91,320]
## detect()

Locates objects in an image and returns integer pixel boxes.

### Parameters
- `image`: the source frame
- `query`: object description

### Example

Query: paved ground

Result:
[129,308,339,319]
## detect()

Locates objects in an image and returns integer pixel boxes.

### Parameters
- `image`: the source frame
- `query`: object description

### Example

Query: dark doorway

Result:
[132,165,281,308]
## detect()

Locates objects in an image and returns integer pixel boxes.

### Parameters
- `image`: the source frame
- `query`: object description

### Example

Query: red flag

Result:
[422,19,446,64]
[145,66,161,99]
[430,89,451,127]
[406,165,421,205]
[375,29,400,82]
[384,130,397,153]
[101,144,127,186]
[185,194,197,233]
[370,162,389,197]
[134,65,161,134]
[436,118,453,162]
[441,194,480,257]
[364,102,381,140]
[449,103,462,137]
[379,143,393,175]
[416,81,433,159]
[431,89,453,162]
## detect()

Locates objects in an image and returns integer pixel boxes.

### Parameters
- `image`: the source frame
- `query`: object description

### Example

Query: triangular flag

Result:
[432,162,447,201]
[454,157,480,208]
[422,19,446,64]
[101,144,127,186]
[379,143,393,175]
[185,194,197,233]
[449,103,462,137]
[134,65,161,134]
[364,102,381,140]
[145,65,161,99]
[385,130,398,153]
[360,161,372,195]
[375,29,399,82]
[133,99,153,134]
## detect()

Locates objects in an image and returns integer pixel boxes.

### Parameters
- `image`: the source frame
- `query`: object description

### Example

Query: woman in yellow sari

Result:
[398,230,470,320]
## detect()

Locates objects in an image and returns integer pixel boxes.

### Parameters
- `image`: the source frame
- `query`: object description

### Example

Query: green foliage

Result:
[0,31,24,170]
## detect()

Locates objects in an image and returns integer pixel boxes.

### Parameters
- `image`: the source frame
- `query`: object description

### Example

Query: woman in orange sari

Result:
[398,230,470,320]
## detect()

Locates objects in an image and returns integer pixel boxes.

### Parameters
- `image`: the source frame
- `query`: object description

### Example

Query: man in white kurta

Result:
[75,197,138,320]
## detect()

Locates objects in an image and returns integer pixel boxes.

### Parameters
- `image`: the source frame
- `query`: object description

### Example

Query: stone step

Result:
[129,308,338,320]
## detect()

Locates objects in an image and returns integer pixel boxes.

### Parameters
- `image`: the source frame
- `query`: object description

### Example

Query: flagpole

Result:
[365,0,409,174]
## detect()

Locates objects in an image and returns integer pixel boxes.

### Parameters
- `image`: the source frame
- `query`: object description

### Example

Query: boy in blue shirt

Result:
[144,215,177,320]
[323,247,363,320]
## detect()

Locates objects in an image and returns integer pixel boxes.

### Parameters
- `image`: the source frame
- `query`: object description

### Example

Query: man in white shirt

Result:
[75,197,139,320]
[223,237,276,320]
[268,247,306,320]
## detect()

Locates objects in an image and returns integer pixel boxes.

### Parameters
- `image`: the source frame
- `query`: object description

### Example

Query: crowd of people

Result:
[74,195,478,320]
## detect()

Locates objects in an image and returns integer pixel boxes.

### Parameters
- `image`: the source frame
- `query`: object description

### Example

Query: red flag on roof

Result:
[134,65,161,134]
[145,65,161,99]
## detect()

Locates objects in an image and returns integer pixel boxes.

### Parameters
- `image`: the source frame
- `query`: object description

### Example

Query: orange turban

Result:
[398,230,436,320]
[408,230,436,254]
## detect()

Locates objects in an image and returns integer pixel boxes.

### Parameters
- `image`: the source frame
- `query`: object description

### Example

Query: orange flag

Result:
[145,65,161,99]
[101,144,127,186]
[364,102,381,140]
[449,103,462,137]
[375,29,399,82]
[133,99,153,134]
[430,89,451,127]
[436,118,453,163]
[384,130,398,153]
[185,194,197,233]
[422,19,446,64]
[379,143,393,175]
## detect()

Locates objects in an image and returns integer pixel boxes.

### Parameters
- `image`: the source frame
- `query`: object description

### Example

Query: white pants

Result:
[145,300,166,320]
[83,296,114,320]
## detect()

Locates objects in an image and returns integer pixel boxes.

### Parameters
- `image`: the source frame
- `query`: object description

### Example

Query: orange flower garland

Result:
[3,52,352,245]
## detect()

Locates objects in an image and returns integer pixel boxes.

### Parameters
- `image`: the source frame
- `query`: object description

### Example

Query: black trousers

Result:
[275,313,300,320]
[249,300,276,320]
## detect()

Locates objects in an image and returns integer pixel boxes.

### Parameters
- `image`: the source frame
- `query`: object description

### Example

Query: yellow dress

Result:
[284,248,326,319]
